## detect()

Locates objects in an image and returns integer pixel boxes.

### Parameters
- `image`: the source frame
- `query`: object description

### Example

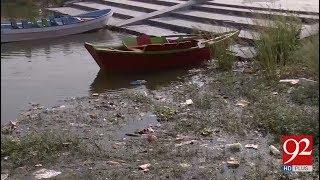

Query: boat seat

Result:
[122,35,166,48]
[176,37,183,41]
[68,16,82,24]
[31,18,41,28]
[42,18,50,27]
[150,36,168,44]
[21,20,32,29]
[54,18,63,26]
[10,19,20,29]
[122,37,138,47]
[137,34,151,46]
[144,44,163,51]
[61,17,70,25]
[49,17,59,26]
[176,41,194,49]
[144,43,176,51]
[162,43,178,50]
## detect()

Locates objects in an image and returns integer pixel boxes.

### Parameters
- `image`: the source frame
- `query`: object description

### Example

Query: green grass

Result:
[295,34,319,77]
[204,71,319,138]
[153,105,177,121]
[193,93,214,109]
[291,85,319,106]
[122,90,151,104]
[192,28,237,71]
[212,46,236,71]
[1,132,83,168]
[253,15,302,74]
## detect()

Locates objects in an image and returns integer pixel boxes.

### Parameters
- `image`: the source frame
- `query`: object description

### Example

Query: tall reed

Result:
[253,14,302,74]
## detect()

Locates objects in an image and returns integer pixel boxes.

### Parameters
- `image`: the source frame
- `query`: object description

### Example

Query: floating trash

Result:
[130,80,147,85]
[139,163,151,172]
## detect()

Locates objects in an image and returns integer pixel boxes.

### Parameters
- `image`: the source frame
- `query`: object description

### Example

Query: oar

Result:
[158,31,234,38]
[158,30,239,41]
[158,34,199,38]
[199,30,240,45]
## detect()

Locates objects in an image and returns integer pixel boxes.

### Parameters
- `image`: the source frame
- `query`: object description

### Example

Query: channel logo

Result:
[282,135,313,172]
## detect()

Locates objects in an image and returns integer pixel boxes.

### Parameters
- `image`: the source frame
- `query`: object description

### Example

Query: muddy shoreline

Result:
[1,63,319,179]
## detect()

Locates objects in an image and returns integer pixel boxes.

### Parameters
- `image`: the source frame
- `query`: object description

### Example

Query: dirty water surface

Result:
[1,29,194,125]
[1,65,318,179]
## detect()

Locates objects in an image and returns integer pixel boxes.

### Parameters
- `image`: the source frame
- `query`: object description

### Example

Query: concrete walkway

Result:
[116,0,208,27]
[47,0,319,59]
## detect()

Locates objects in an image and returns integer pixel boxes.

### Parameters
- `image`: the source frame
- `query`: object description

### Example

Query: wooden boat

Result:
[1,9,113,43]
[84,30,240,73]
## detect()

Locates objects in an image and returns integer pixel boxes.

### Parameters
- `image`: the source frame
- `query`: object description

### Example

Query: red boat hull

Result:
[84,43,212,73]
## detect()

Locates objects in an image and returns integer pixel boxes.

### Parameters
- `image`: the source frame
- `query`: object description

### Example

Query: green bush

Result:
[254,15,302,74]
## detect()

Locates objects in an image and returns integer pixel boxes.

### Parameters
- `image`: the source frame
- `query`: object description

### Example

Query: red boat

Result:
[84,31,239,73]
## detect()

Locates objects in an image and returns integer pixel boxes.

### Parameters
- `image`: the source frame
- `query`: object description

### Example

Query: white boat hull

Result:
[1,11,113,43]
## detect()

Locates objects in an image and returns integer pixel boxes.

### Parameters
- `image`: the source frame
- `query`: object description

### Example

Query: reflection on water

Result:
[1,29,199,125]
[1,29,126,124]
[1,30,119,59]
[90,68,190,93]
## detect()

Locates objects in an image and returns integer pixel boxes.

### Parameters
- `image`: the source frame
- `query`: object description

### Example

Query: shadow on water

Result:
[90,67,196,93]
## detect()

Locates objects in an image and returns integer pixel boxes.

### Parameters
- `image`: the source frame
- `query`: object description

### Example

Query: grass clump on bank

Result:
[1,132,83,168]
[122,90,151,104]
[212,44,236,71]
[254,15,302,74]
[153,105,177,121]
[291,85,319,106]
[294,34,319,77]
[193,28,237,71]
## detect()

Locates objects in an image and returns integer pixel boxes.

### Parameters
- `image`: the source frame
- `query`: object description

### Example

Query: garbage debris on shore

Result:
[139,163,151,172]
[180,99,193,106]
[226,142,242,151]
[269,145,280,156]
[279,78,318,86]
[245,144,258,149]
[227,158,240,168]
[175,140,197,147]
[33,169,61,179]
[279,79,299,85]
[137,127,155,134]
[1,174,8,180]
[236,100,250,107]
